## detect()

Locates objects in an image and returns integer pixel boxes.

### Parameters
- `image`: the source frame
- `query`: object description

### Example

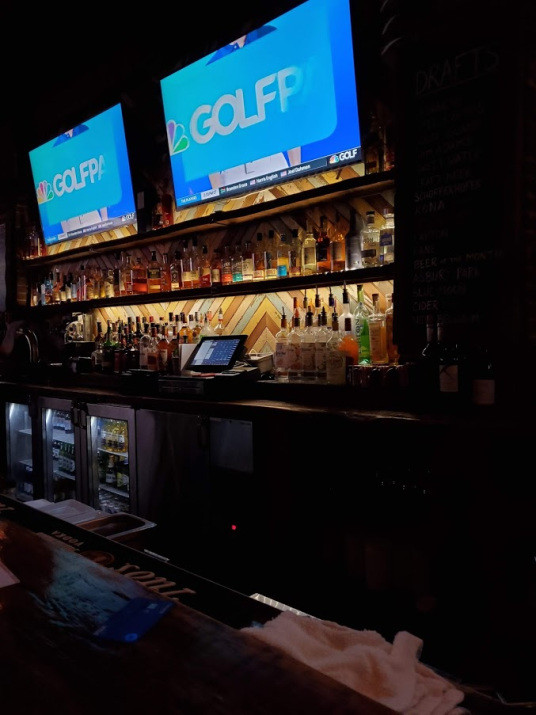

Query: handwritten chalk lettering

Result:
[438,284,468,296]
[416,228,449,242]
[415,178,482,203]
[456,265,481,279]
[414,268,448,282]
[415,44,499,97]
[413,285,437,297]
[414,244,436,255]
[413,257,438,269]
[413,300,439,312]
[415,200,446,215]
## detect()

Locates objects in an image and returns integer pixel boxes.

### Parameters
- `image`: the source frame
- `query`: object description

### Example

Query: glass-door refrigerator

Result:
[83,403,137,514]
[40,397,83,503]
[3,401,39,501]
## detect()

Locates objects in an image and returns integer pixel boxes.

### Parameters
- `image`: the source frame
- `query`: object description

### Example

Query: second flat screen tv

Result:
[160,0,362,209]
[29,103,138,246]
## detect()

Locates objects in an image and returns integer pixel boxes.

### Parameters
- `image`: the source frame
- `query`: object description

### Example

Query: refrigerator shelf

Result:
[97,447,129,459]
[52,430,75,444]
[99,484,130,498]
[53,470,75,482]
[18,428,32,435]
[19,459,33,468]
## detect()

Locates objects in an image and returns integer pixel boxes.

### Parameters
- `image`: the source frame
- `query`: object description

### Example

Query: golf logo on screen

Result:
[35,156,106,203]
[167,66,303,156]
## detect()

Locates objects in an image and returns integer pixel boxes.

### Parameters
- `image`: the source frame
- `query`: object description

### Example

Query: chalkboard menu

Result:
[394,2,513,359]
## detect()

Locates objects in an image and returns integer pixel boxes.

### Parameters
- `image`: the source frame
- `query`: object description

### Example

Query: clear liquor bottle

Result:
[314,310,329,381]
[139,323,151,369]
[214,309,225,336]
[361,211,380,268]
[369,293,388,365]
[253,233,266,281]
[379,211,395,266]
[221,245,233,286]
[339,283,354,336]
[189,237,201,288]
[288,228,302,277]
[300,307,317,380]
[287,315,303,381]
[325,312,347,385]
[276,233,289,278]
[301,222,317,275]
[232,243,243,283]
[274,309,290,381]
[315,215,331,274]
[353,284,371,364]
[242,241,255,282]
[265,230,278,279]
[181,241,194,289]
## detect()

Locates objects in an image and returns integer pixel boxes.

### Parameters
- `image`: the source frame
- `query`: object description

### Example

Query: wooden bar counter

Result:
[0,497,394,715]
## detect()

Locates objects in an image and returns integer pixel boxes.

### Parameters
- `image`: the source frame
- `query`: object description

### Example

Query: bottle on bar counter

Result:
[301,221,317,276]
[274,308,290,381]
[211,248,222,286]
[330,212,346,272]
[345,207,363,270]
[147,250,162,293]
[288,228,302,277]
[276,233,289,278]
[199,244,212,287]
[221,245,233,286]
[232,243,244,283]
[265,230,278,279]
[132,253,148,294]
[170,249,182,290]
[354,284,371,365]
[287,313,303,380]
[361,211,380,268]
[161,252,171,292]
[300,307,317,380]
[326,311,346,385]
[254,233,266,281]
[380,211,395,266]
[242,241,255,282]
[369,293,388,365]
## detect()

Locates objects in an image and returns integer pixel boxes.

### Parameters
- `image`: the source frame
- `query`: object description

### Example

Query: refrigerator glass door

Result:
[86,408,135,514]
[4,402,34,500]
[42,404,78,503]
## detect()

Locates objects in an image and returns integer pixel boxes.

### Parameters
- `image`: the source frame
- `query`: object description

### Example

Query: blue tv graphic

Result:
[29,103,137,245]
[160,0,361,207]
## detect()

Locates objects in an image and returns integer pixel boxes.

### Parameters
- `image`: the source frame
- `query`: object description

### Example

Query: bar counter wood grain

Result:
[0,518,395,715]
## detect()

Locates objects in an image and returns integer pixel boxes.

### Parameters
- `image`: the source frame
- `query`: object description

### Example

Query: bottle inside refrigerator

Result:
[91,416,131,513]
[43,408,77,503]
[4,402,34,500]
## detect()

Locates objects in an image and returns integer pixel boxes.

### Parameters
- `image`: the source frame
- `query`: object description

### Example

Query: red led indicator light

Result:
[231,524,237,531]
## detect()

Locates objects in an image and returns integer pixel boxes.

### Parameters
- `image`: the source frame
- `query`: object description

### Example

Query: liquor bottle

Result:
[353,284,371,364]
[30,282,40,306]
[101,322,116,374]
[339,283,354,335]
[113,323,127,374]
[161,252,172,292]
[119,254,133,296]
[287,315,302,380]
[91,321,104,372]
[232,243,243,283]
[315,215,331,274]
[189,314,200,343]
[253,233,266,281]
[242,241,255,282]
[437,321,467,402]
[146,326,160,371]
[313,287,322,324]
[139,323,151,369]
[314,310,329,381]
[470,345,495,407]
[147,250,162,293]
[181,241,194,288]
[265,230,278,279]
[385,293,399,364]
[276,233,289,278]
[170,250,182,290]
[274,308,289,381]
[132,254,148,294]
[157,327,170,372]
[199,313,216,337]
[326,312,347,385]
[363,110,384,175]
[302,222,317,275]
[214,309,225,336]
[221,245,233,286]
[369,293,388,364]
[52,269,62,303]
[189,237,201,288]
[59,273,67,302]
[330,212,346,272]
[339,315,359,367]
[300,307,317,380]
[199,244,212,287]
[288,228,302,277]
[125,326,140,371]
[345,207,363,270]
[113,252,123,297]
[361,211,380,268]
[211,248,222,286]
[379,211,395,266]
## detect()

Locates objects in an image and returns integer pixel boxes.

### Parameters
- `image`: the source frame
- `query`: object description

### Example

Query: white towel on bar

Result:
[242,611,466,715]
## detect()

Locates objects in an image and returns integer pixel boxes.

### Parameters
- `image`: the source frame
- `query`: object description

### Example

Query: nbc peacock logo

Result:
[167,120,190,156]
[36,180,54,204]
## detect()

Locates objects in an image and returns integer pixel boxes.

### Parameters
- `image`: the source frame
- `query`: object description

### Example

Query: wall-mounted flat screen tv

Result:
[160,0,361,210]
[29,103,137,246]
